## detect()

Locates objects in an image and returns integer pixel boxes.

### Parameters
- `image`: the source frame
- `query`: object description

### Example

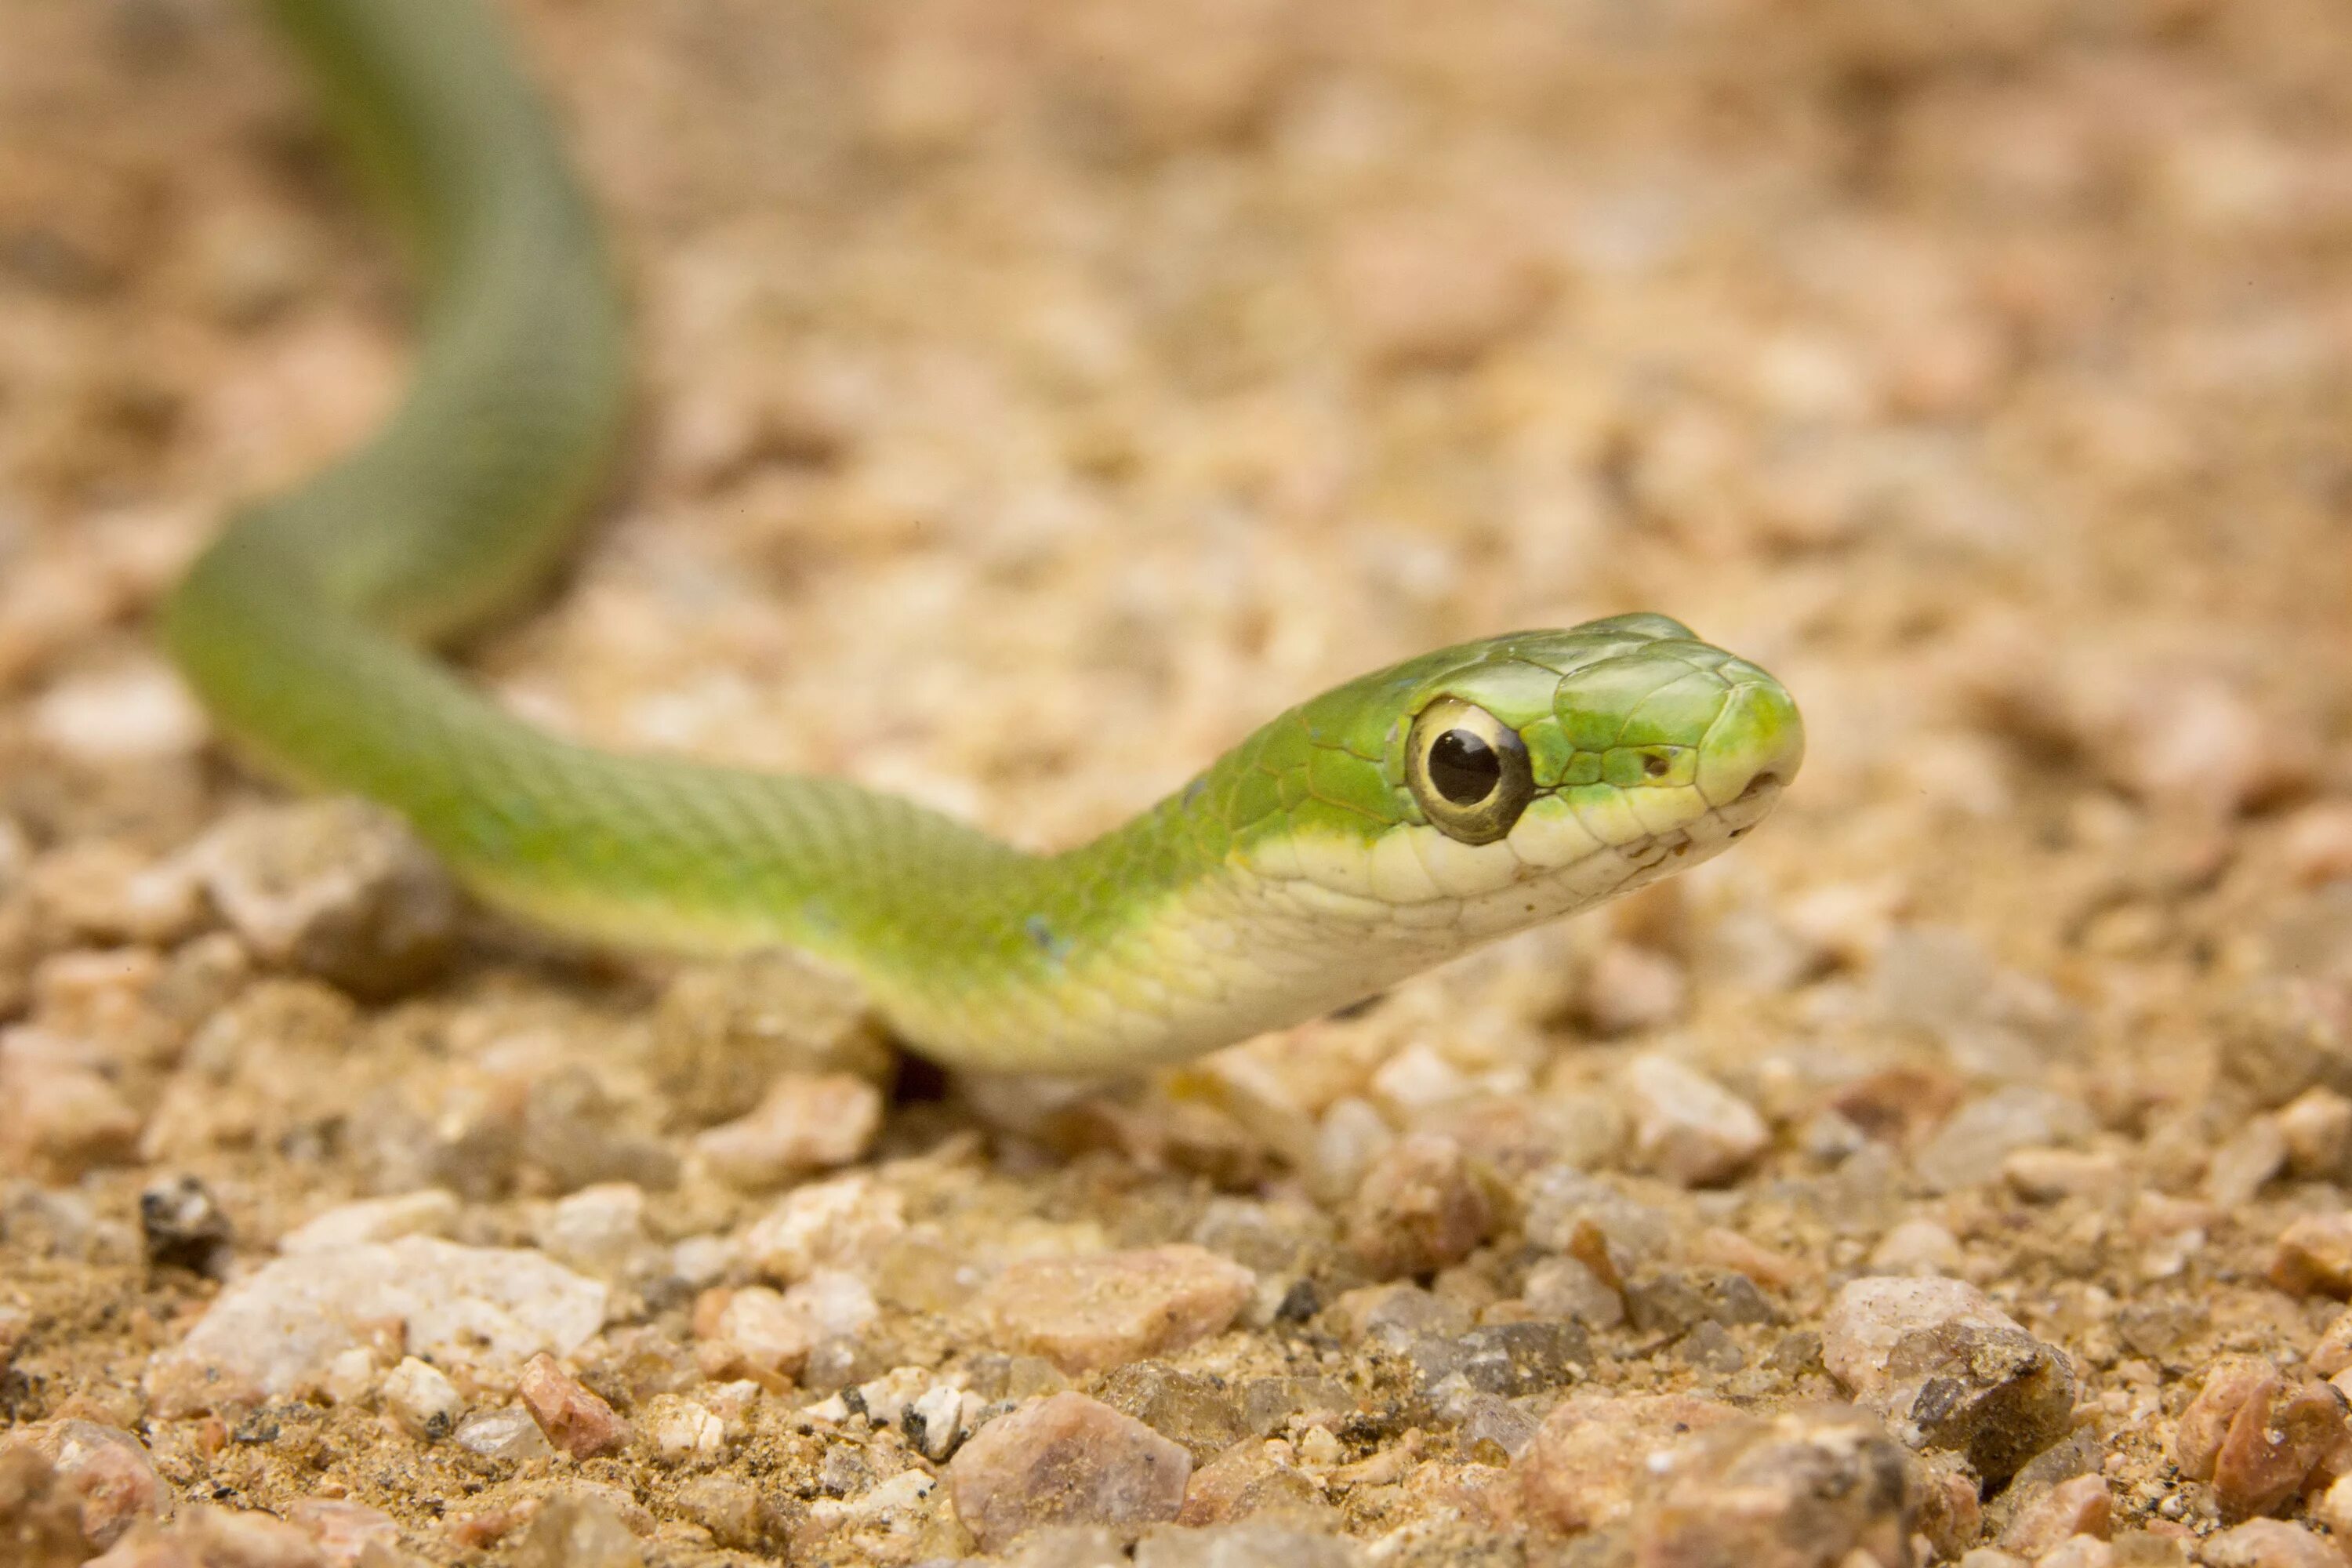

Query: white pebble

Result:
[381,1356,464,1440]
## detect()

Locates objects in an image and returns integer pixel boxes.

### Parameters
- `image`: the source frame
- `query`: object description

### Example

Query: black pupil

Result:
[1428,729,1501,805]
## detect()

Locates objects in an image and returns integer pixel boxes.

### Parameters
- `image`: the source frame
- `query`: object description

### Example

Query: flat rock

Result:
[1821,1276,2077,1481]
[979,1245,1254,1374]
[949,1391,1191,1552]
[145,1236,605,1415]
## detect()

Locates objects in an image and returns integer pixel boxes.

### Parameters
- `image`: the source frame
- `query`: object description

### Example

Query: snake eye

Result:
[1406,698,1534,845]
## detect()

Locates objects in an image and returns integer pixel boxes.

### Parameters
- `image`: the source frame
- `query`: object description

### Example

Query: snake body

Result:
[165,0,1804,1074]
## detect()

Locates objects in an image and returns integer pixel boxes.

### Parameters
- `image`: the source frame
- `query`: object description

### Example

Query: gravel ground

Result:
[5,0,2352,1564]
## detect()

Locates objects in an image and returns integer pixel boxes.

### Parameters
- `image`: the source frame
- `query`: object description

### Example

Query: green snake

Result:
[164,0,1804,1075]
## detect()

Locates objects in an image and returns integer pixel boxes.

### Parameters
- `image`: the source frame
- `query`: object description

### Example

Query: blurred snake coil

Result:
[163,0,1806,1074]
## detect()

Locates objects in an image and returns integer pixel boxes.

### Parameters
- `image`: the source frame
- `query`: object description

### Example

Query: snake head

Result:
[1235,612,1802,943]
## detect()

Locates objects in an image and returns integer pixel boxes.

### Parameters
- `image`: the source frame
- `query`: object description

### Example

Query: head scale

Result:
[1232,612,1803,945]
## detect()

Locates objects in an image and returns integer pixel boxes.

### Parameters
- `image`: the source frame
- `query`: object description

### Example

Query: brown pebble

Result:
[2169,1358,2275,1483]
[1345,1133,1493,1279]
[2212,1378,2351,1522]
[517,1353,630,1460]
[947,1392,1190,1552]
[2271,1216,2352,1298]
[1820,1276,2078,1482]
[978,1246,1254,1375]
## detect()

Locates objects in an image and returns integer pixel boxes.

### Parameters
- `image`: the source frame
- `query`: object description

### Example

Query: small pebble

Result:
[517,1352,629,1459]
[28,663,205,764]
[948,1391,1191,1552]
[1820,1275,2078,1481]
[1913,1087,2096,1194]
[645,1396,727,1465]
[692,1071,884,1188]
[1175,1438,1325,1528]
[381,1357,463,1442]
[2170,1357,2349,1521]
[513,1492,644,1568]
[534,1183,645,1276]
[706,1286,816,1376]
[978,1246,1255,1374]
[652,953,893,1125]
[908,1381,965,1461]
[1520,1254,1625,1329]
[1998,1475,2113,1555]
[2280,1087,2352,1180]
[1868,1218,1965,1276]
[1622,1054,1769,1186]
[6,1421,169,1549]
[1633,1406,1914,1566]
[278,1189,460,1253]
[2273,1216,2352,1298]
[737,1172,906,1283]
[2202,1116,2288,1207]
[287,1498,400,1567]
[2002,1149,2125,1204]
[2198,1518,2350,1568]
[1578,942,1688,1036]
[453,1406,557,1462]
[1097,1362,1248,1462]
[1134,1521,1365,1568]
[190,799,459,998]
[1343,1132,1492,1279]
[0,1028,143,1180]
[137,1174,233,1276]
